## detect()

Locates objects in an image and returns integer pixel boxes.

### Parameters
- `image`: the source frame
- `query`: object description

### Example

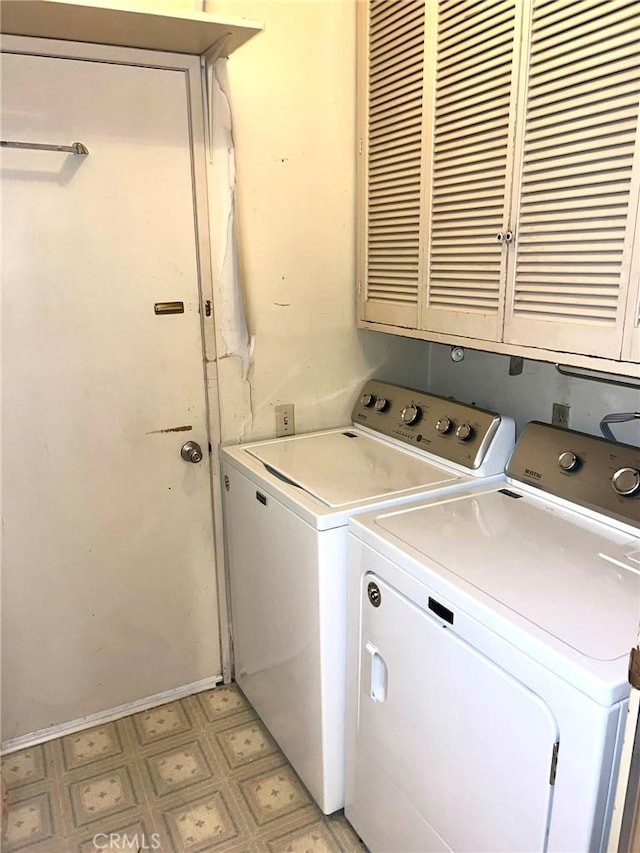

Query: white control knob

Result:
[374,396,388,412]
[436,417,453,434]
[612,467,640,496]
[558,451,578,472]
[401,404,421,425]
[360,393,374,407]
[455,423,473,441]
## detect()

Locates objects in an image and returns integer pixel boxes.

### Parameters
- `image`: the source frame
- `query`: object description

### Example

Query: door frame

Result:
[0,33,232,682]
[608,644,640,852]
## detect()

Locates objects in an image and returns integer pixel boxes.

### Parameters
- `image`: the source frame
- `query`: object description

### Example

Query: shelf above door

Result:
[0,0,263,56]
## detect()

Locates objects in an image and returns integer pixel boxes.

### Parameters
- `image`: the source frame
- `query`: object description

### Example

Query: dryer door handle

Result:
[365,642,388,703]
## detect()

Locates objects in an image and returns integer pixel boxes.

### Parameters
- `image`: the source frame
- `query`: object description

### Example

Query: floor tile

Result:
[197,686,253,724]
[67,765,140,828]
[0,684,365,852]
[162,788,241,851]
[266,818,343,853]
[62,724,125,772]
[238,765,314,827]
[132,701,195,747]
[215,720,280,771]
[1,746,48,790]
[144,740,217,798]
[3,790,56,851]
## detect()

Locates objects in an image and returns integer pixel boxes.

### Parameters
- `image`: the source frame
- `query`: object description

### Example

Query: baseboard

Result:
[1,675,223,755]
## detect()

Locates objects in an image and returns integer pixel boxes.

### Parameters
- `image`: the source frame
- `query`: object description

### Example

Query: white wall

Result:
[427,344,640,445]
[136,0,639,451]
[206,0,431,442]
[207,1,638,448]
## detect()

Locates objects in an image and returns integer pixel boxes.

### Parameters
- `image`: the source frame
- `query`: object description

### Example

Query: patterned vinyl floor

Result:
[1,684,366,853]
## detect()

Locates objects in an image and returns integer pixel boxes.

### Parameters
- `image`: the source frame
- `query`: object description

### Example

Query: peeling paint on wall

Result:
[206,57,254,441]
[205,0,432,444]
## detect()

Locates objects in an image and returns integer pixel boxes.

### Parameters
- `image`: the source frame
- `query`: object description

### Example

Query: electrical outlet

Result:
[552,402,570,428]
[276,404,295,437]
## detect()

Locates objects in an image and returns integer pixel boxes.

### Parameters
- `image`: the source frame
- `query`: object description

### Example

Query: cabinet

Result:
[357,0,640,375]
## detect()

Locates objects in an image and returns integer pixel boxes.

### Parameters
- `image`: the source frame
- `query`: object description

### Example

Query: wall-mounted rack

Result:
[1,140,89,155]
[555,364,640,391]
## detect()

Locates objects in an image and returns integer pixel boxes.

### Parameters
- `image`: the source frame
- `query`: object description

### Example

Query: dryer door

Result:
[348,573,559,852]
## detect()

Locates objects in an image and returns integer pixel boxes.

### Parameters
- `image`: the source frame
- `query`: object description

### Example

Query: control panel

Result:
[507,421,640,526]
[351,380,504,470]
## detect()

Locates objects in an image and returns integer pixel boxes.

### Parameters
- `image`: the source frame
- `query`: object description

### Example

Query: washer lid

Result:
[246,431,461,507]
[375,489,640,661]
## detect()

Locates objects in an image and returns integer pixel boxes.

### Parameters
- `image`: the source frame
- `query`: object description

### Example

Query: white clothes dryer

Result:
[345,421,640,852]
[221,380,515,814]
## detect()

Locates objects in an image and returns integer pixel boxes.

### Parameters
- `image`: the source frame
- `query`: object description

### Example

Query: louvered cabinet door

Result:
[504,0,640,359]
[357,0,430,328]
[422,0,522,341]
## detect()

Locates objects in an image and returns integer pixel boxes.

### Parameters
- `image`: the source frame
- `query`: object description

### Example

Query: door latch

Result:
[629,647,640,689]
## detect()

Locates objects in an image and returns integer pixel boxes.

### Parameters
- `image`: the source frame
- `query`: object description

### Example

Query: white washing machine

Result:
[345,421,640,852]
[221,379,515,814]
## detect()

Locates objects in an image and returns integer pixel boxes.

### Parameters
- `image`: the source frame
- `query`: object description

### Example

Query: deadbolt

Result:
[181,441,203,463]
[154,301,184,315]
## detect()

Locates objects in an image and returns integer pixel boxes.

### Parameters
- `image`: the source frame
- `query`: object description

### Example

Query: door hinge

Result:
[357,281,362,296]
[549,742,559,785]
[204,300,212,317]
[358,139,363,155]
[629,647,640,689]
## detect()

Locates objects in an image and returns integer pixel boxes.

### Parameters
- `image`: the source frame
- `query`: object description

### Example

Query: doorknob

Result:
[181,441,203,463]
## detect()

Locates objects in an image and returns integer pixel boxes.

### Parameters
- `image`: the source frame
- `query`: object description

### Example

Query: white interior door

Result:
[349,573,558,853]
[1,51,221,741]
